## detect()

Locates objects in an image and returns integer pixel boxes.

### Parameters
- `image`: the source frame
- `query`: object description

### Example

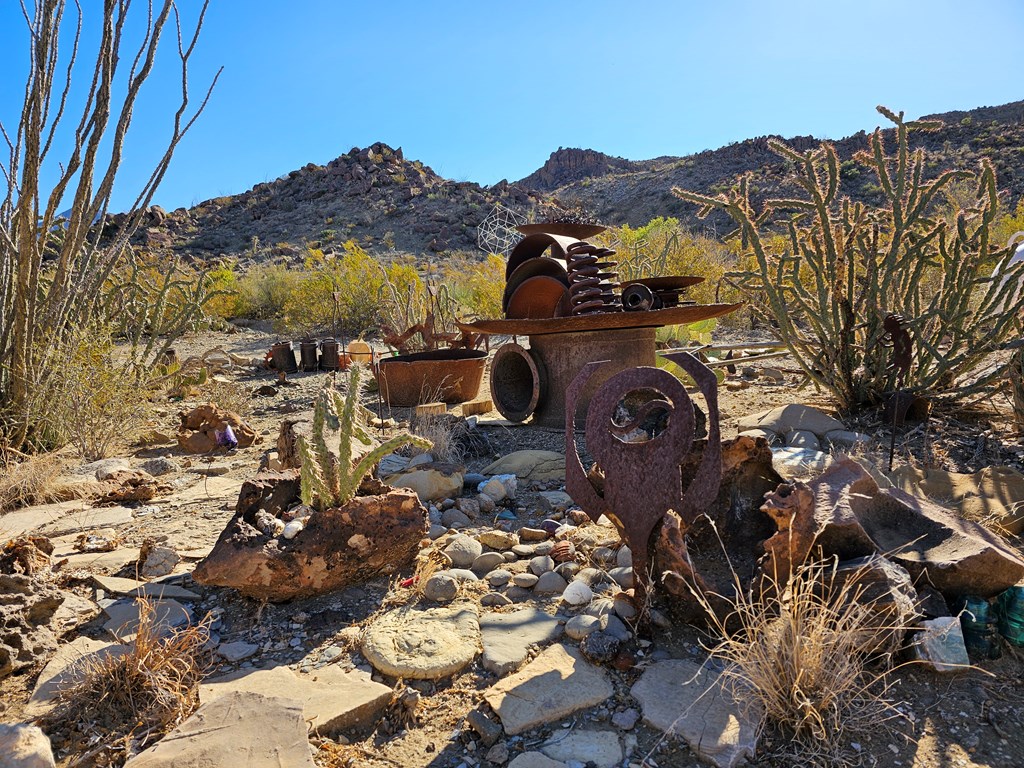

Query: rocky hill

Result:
[137,143,559,263]
[523,101,1024,232]
[138,101,1024,264]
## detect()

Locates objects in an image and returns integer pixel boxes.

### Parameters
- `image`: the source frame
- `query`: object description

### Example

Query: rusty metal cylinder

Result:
[489,328,657,427]
[320,339,340,371]
[299,339,320,371]
[270,341,298,373]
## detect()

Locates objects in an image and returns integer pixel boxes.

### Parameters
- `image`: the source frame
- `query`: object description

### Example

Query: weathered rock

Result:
[0,575,64,680]
[579,630,621,664]
[565,614,600,640]
[178,404,257,453]
[484,644,613,735]
[441,508,471,528]
[787,460,1024,597]
[0,724,55,768]
[737,404,845,437]
[832,555,918,654]
[193,471,427,601]
[138,457,180,477]
[738,427,779,444]
[479,530,518,550]
[562,579,593,606]
[138,543,180,578]
[102,598,191,642]
[423,573,459,603]
[513,573,539,588]
[487,569,513,587]
[608,566,633,589]
[385,463,464,503]
[472,552,506,575]
[480,606,564,676]
[456,497,481,520]
[25,636,128,718]
[482,592,513,607]
[824,429,871,450]
[217,640,259,662]
[91,574,199,601]
[534,571,568,594]
[785,429,820,450]
[444,534,484,568]
[74,457,130,479]
[529,555,555,575]
[200,665,391,734]
[891,464,1024,536]
[483,451,565,482]
[124,692,315,767]
[361,602,480,679]
[520,527,550,542]
[507,753,567,768]
[466,708,504,747]
[771,446,834,480]
[93,470,167,505]
[538,491,574,515]
[540,730,623,768]
[631,659,761,768]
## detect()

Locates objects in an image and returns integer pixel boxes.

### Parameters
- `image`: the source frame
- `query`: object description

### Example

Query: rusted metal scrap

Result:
[876,313,916,470]
[566,241,620,315]
[565,351,721,621]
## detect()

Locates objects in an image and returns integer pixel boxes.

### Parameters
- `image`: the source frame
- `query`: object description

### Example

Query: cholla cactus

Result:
[299,365,430,511]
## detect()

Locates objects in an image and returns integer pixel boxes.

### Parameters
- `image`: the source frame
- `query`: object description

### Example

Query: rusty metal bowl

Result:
[374,349,487,407]
[506,276,572,320]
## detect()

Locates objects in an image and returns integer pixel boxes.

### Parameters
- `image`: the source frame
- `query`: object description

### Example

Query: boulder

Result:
[785,429,820,450]
[385,462,464,503]
[0,575,64,680]
[177,404,257,453]
[482,451,566,482]
[737,404,845,437]
[831,555,918,654]
[193,471,427,601]
[361,602,480,679]
[762,459,1024,599]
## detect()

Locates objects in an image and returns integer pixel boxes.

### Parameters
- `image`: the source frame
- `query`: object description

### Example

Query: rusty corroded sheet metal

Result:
[567,241,620,315]
[880,313,913,375]
[457,303,744,336]
[564,352,722,619]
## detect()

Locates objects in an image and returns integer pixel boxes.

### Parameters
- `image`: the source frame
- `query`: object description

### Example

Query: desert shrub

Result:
[596,217,732,306]
[203,378,253,418]
[202,263,241,319]
[234,262,303,322]
[0,453,69,514]
[444,253,505,320]
[283,242,389,338]
[690,559,903,767]
[43,599,211,763]
[53,328,151,460]
[675,106,1024,411]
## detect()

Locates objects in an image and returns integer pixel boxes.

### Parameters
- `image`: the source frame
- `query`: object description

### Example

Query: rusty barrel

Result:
[489,327,656,427]
[299,339,320,372]
[270,341,298,373]
[319,339,351,371]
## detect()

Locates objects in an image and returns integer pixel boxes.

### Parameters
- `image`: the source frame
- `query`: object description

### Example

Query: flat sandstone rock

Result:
[361,602,480,679]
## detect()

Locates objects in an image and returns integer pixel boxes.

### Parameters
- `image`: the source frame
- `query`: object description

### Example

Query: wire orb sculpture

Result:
[477,202,525,257]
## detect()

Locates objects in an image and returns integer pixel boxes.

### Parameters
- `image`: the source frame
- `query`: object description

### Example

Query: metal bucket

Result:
[299,339,320,372]
[270,341,298,374]
[998,584,1024,646]
[319,339,351,371]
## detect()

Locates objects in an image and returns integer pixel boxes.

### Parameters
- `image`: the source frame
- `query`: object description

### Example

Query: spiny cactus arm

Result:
[337,434,433,505]
[298,435,330,510]
[311,387,340,504]
[335,365,363,475]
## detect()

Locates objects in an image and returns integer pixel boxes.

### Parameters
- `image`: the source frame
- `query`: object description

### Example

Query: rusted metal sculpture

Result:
[565,351,722,623]
[878,313,914,472]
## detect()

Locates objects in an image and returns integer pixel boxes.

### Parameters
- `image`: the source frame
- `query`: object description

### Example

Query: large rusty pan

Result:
[374,349,487,407]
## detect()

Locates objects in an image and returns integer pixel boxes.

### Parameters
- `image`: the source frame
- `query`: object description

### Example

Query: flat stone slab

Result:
[102,598,191,641]
[92,574,199,601]
[541,730,622,768]
[508,754,567,768]
[630,659,760,768]
[53,547,142,573]
[484,643,613,736]
[479,606,563,676]
[124,691,315,767]
[361,602,480,679]
[201,665,391,734]
[26,636,129,718]
[482,450,566,482]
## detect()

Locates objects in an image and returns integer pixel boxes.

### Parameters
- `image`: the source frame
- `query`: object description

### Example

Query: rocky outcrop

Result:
[192,470,428,601]
[177,404,257,453]
[0,575,65,679]
[517,148,647,192]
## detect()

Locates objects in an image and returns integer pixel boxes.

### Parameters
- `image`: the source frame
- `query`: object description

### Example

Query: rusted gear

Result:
[564,351,722,623]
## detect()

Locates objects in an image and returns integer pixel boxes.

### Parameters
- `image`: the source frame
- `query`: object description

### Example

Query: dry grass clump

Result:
[0,452,71,514]
[44,599,211,765]
[691,558,904,767]
[203,378,254,418]
[411,414,464,465]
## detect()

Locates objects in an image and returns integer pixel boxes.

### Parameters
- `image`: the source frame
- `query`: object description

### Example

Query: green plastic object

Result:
[956,596,1002,659]
[998,585,1024,647]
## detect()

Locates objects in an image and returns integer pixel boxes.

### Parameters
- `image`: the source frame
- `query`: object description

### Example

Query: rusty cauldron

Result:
[374,349,487,407]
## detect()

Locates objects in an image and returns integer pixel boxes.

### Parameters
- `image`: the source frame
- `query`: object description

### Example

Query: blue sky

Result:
[1,0,1022,212]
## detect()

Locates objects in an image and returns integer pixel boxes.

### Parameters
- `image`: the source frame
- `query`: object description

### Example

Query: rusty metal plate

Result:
[502,256,569,314]
[458,303,743,336]
[506,233,582,279]
[515,222,607,238]
[506,276,570,320]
